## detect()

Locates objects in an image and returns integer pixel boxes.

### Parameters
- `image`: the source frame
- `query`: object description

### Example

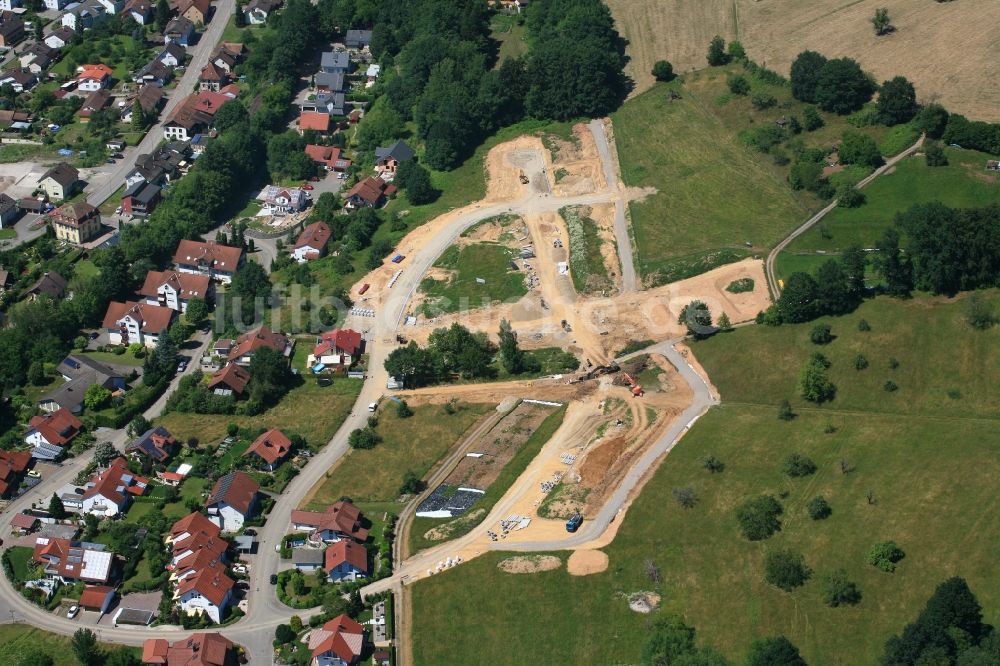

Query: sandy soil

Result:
[567,549,609,576]
[628,591,661,613]
[607,0,999,121]
[497,555,562,574]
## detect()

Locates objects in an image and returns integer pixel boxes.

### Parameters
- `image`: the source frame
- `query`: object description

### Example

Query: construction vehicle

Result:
[560,319,572,333]
[566,513,583,533]
[570,362,620,383]
[622,372,645,397]
[518,170,529,184]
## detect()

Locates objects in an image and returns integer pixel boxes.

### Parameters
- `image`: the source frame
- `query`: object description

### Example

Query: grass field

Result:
[561,206,614,295]
[419,243,527,315]
[0,625,140,666]
[491,14,528,63]
[785,148,1000,255]
[611,80,806,285]
[301,401,493,509]
[605,0,998,122]
[411,293,1000,664]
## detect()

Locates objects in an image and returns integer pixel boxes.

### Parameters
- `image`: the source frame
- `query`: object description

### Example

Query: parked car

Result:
[269,574,278,585]
[67,605,80,619]
[301,183,314,190]
[244,528,257,536]
[177,360,188,372]
[27,470,40,478]
[310,175,320,182]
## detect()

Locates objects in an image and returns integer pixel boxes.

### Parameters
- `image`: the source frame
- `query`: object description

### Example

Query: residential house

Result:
[176,564,234,623]
[301,91,346,117]
[79,89,112,122]
[44,26,76,49]
[121,84,164,123]
[163,90,233,140]
[121,180,162,216]
[20,43,57,74]
[133,58,174,87]
[198,62,226,91]
[242,0,280,24]
[125,426,178,463]
[142,633,237,666]
[79,585,116,613]
[364,63,379,87]
[304,145,351,172]
[0,16,25,53]
[306,328,362,371]
[32,537,113,583]
[0,450,30,498]
[124,0,153,23]
[308,615,365,666]
[0,109,32,130]
[0,67,36,92]
[343,176,394,209]
[38,163,80,200]
[243,428,292,471]
[158,42,186,68]
[139,269,211,312]
[314,70,344,94]
[226,325,292,366]
[374,140,415,177]
[167,511,226,580]
[25,408,83,461]
[324,540,368,582]
[50,202,102,245]
[0,192,22,227]
[163,16,195,46]
[297,111,330,136]
[171,0,210,24]
[10,513,39,535]
[320,50,349,74]
[39,354,125,414]
[173,239,244,283]
[44,0,70,9]
[78,457,149,517]
[207,364,250,397]
[292,548,324,572]
[206,471,259,532]
[292,221,330,262]
[62,0,108,31]
[125,142,189,187]
[0,0,19,11]
[210,43,241,72]
[77,64,113,91]
[96,0,127,13]
[103,300,176,347]
[258,185,307,215]
[344,29,372,51]
[289,500,368,544]
[24,271,68,301]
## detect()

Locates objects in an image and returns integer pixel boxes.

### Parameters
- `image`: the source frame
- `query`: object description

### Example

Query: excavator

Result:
[518,169,529,184]
[622,372,644,397]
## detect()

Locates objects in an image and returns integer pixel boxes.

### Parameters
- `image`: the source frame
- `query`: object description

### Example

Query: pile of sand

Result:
[497,555,562,574]
[628,591,662,614]
[567,549,609,576]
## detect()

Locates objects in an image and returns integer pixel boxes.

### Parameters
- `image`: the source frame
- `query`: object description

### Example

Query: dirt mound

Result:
[497,555,562,574]
[422,509,486,542]
[627,591,662,614]
[567,549,609,576]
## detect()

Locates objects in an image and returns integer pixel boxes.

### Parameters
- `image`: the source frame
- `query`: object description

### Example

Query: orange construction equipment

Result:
[622,372,644,397]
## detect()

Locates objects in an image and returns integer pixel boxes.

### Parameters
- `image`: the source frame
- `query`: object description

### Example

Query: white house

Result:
[292,221,330,262]
[25,408,82,461]
[102,300,175,347]
[77,458,150,518]
[138,270,212,313]
[176,564,234,624]
[157,42,185,68]
[76,64,112,91]
[206,472,259,533]
[258,185,307,215]
[44,0,69,9]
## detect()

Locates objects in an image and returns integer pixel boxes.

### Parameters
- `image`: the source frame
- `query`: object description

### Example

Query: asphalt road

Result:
[83,0,238,209]
[764,135,924,299]
[588,118,637,293]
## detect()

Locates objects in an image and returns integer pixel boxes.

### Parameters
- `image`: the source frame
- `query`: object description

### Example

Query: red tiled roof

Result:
[298,112,330,132]
[103,300,175,335]
[244,428,292,466]
[309,615,364,662]
[50,202,99,227]
[289,501,368,542]
[79,584,114,609]
[83,457,149,506]
[199,62,225,82]
[154,633,234,666]
[77,64,112,82]
[177,563,234,607]
[344,176,387,206]
[313,329,362,358]
[28,407,82,447]
[324,539,368,575]
[303,144,351,170]
[32,537,112,583]
[208,364,250,395]
[171,511,221,544]
[207,471,259,515]
[227,325,288,362]
[294,221,330,251]
[9,513,38,530]
[142,638,170,664]
[139,270,211,301]
[173,239,243,273]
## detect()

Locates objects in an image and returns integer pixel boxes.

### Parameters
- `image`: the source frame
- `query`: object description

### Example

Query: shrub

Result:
[744,125,786,153]
[854,353,869,370]
[777,399,795,421]
[822,569,862,606]
[348,427,380,450]
[964,292,996,330]
[701,456,724,473]
[651,60,674,82]
[396,400,413,418]
[810,324,832,344]
[884,380,898,392]
[763,549,811,591]
[783,453,817,478]
[924,141,948,167]
[858,319,871,331]
[672,487,697,508]
[807,496,832,520]
[869,541,905,572]
[728,74,750,96]
[800,354,836,403]
[735,495,783,541]
[726,278,754,293]
[398,470,425,495]
[802,106,824,131]
[837,185,866,208]
[888,357,899,369]
[751,92,777,110]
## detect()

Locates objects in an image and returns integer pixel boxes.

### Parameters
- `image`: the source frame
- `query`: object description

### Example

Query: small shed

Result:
[234,535,254,553]
[79,585,116,613]
[9,513,38,534]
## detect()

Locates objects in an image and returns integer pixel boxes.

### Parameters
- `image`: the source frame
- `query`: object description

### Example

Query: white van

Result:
[367,401,379,412]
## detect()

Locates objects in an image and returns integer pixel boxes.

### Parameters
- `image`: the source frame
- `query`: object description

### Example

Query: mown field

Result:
[411,292,1000,665]
[0,625,140,666]
[419,243,527,315]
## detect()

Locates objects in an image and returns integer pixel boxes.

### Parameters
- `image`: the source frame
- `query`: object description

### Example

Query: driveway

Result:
[0,213,46,251]
[98,590,162,627]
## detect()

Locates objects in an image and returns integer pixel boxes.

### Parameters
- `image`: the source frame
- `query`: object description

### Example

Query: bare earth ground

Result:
[497,555,562,574]
[607,0,1000,121]
[567,550,609,576]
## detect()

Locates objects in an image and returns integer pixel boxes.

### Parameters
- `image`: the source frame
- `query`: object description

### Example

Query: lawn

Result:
[491,14,528,63]
[156,376,362,449]
[0,625,140,666]
[411,293,1000,665]
[0,228,15,240]
[784,147,1000,255]
[79,350,143,367]
[5,546,34,582]
[611,78,806,285]
[418,243,527,315]
[301,401,493,509]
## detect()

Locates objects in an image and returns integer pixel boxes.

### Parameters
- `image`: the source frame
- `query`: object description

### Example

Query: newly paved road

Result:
[764,136,924,299]
[588,119,637,293]
[84,0,238,208]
